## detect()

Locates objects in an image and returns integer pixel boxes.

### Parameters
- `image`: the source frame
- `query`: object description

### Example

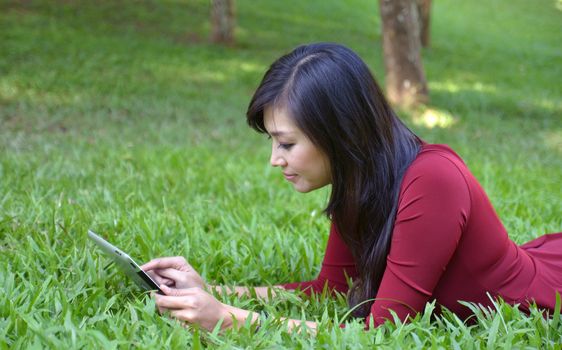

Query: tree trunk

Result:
[210,0,235,45]
[379,0,429,107]
[417,0,431,47]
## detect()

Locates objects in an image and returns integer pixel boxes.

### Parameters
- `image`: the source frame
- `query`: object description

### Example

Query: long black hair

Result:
[246,43,422,318]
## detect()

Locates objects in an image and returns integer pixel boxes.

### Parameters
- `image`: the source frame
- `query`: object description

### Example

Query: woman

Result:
[142,43,562,332]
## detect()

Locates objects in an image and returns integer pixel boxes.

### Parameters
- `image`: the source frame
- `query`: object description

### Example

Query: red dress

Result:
[282,144,562,326]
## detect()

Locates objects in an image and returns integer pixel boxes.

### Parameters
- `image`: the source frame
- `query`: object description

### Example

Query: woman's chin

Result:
[292,182,310,193]
[292,182,325,193]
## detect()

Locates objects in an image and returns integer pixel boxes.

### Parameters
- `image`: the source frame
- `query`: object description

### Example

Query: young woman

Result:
[142,43,562,332]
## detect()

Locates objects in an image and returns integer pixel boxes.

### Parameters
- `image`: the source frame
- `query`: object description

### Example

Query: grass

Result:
[1,0,561,348]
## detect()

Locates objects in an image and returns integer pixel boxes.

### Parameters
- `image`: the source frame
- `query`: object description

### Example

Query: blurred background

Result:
[1,0,560,234]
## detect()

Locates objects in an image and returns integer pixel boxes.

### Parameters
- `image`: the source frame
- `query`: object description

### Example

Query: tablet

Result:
[88,230,163,294]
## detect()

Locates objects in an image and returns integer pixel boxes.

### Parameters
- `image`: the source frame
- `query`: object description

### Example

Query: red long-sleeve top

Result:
[282,144,562,326]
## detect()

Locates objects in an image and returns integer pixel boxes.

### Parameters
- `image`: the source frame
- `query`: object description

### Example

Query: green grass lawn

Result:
[1,0,561,348]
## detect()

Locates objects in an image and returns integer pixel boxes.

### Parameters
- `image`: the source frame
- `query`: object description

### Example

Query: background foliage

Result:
[1,0,561,348]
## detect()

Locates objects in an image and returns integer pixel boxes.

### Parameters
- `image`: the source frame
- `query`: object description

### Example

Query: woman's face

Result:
[263,107,331,193]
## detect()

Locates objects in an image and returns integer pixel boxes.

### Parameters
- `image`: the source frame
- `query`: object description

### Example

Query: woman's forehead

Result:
[263,107,298,135]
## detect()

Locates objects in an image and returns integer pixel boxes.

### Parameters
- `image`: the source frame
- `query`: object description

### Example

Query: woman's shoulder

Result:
[409,143,467,175]
[400,143,471,194]
[418,143,465,163]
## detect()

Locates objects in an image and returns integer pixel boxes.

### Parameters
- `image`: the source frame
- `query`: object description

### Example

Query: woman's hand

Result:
[141,256,206,290]
[155,285,233,331]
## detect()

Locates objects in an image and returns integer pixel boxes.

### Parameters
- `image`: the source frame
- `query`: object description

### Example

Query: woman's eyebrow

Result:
[269,130,293,137]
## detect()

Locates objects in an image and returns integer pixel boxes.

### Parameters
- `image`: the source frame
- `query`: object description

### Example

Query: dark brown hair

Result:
[246,43,421,317]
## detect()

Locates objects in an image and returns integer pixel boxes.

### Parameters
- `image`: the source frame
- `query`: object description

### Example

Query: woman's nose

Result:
[270,149,287,167]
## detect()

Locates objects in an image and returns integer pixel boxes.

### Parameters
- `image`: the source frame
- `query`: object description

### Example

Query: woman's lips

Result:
[283,173,297,182]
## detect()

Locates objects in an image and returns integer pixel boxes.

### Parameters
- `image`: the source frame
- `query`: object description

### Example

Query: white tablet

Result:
[88,230,163,294]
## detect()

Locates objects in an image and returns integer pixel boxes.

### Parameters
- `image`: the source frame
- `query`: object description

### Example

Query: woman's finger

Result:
[141,256,189,272]
[156,268,189,283]
[170,309,193,323]
[145,271,168,286]
[161,285,198,296]
[141,256,184,271]
[155,294,196,310]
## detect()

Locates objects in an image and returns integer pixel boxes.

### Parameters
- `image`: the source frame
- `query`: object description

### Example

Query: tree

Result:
[210,0,236,45]
[379,0,429,107]
[417,0,431,47]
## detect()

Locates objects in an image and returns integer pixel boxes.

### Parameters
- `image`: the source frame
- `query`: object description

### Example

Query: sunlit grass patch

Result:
[411,107,458,129]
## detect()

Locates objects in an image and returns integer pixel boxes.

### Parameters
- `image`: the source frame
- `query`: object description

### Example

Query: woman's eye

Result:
[278,143,294,150]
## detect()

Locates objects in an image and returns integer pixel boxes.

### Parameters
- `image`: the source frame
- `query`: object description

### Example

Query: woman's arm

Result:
[210,285,280,299]
[143,222,358,299]
[210,224,358,300]
[155,285,317,333]
[143,222,357,332]
[141,257,282,299]
[222,303,318,333]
